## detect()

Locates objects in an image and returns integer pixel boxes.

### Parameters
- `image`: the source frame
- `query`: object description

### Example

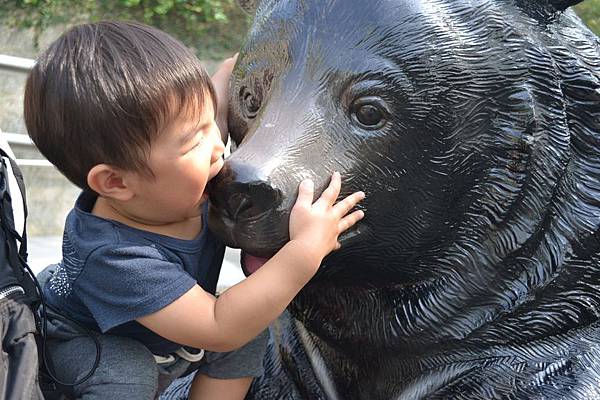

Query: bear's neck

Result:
[291,252,600,362]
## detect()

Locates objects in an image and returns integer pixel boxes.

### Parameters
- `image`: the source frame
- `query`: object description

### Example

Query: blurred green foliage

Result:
[575,0,600,35]
[0,0,249,59]
[0,0,597,59]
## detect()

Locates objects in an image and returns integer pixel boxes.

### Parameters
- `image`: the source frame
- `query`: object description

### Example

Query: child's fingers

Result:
[316,172,341,206]
[338,210,365,233]
[294,179,314,209]
[333,191,365,217]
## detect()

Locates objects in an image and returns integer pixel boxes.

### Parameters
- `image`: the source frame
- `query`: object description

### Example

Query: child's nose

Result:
[212,137,225,161]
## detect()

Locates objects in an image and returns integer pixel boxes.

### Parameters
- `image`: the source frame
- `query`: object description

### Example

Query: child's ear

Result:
[87,164,134,201]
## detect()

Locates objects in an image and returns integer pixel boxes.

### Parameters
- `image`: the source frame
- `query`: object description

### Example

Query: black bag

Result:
[0,147,44,399]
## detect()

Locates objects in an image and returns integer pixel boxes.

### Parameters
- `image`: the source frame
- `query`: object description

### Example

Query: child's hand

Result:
[211,54,238,138]
[289,172,365,268]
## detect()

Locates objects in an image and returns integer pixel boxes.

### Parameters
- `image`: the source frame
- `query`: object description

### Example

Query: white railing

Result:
[0,54,34,73]
[11,158,52,167]
[4,131,32,146]
[1,131,51,167]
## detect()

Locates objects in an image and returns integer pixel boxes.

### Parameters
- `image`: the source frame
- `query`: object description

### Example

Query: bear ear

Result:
[546,0,584,11]
[237,0,261,15]
[517,0,584,19]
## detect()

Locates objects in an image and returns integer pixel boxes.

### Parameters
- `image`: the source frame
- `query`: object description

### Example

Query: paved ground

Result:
[28,236,246,293]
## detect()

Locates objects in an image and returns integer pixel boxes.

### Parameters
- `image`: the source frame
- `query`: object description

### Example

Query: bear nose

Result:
[209,161,283,221]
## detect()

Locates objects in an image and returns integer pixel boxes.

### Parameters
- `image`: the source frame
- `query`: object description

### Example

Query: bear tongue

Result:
[242,252,270,275]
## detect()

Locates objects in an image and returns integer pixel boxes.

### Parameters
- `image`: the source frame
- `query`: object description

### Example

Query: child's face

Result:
[131,96,225,224]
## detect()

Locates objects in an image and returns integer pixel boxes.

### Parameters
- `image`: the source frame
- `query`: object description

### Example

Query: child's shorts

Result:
[42,308,268,399]
[36,266,268,399]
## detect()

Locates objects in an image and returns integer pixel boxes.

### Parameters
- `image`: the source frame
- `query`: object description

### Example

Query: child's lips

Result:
[210,158,224,179]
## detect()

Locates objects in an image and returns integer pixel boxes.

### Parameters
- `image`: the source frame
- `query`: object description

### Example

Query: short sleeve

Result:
[75,243,196,332]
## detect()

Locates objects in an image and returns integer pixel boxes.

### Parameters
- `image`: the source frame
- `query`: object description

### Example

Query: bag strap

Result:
[0,148,27,255]
[0,147,38,306]
[4,151,28,259]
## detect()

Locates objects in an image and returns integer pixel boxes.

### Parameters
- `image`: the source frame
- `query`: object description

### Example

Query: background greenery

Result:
[575,1,600,34]
[0,0,597,60]
[0,0,249,59]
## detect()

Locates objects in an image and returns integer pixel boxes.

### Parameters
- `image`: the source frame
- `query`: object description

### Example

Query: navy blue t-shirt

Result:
[43,192,225,355]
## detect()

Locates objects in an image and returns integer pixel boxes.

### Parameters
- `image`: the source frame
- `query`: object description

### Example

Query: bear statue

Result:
[177,0,600,399]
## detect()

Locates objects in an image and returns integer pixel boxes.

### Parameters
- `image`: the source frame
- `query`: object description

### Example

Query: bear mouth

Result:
[241,251,272,275]
[208,201,289,255]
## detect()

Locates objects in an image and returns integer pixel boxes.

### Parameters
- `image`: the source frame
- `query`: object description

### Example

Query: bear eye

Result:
[351,97,389,130]
[240,86,261,119]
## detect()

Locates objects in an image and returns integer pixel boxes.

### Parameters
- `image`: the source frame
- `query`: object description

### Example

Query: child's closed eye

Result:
[186,141,202,153]
[184,133,205,153]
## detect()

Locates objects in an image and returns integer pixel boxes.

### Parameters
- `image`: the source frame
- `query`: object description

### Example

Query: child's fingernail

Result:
[302,179,314,188]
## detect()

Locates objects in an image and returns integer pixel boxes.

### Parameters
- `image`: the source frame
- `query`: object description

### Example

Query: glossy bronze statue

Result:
[164,0,600,398]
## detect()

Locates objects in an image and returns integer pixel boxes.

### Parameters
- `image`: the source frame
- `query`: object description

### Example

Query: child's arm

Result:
[137,172,364,352]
